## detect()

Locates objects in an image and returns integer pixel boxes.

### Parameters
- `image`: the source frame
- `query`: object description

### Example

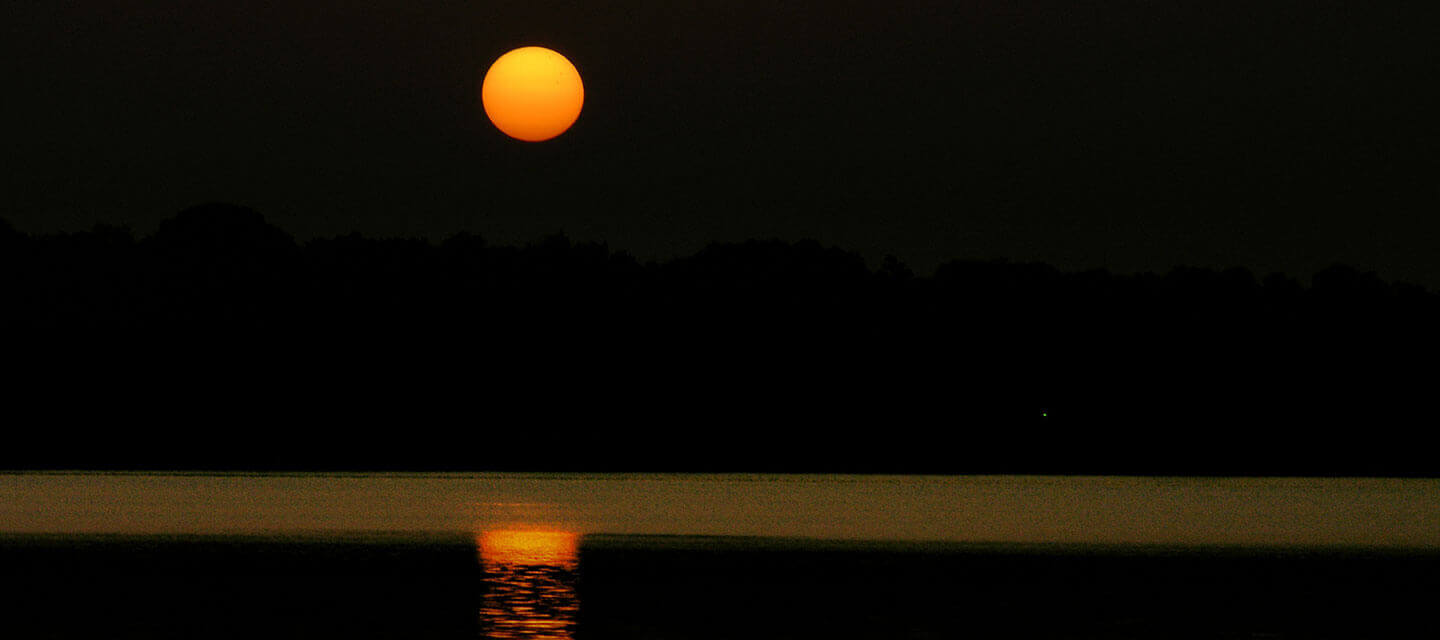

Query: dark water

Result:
[3,534,1438,639]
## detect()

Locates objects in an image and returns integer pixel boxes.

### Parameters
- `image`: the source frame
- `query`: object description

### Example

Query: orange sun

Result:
[481,46,584,142]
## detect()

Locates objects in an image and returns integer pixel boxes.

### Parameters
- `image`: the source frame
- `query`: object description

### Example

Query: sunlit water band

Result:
[2,473,1439,548]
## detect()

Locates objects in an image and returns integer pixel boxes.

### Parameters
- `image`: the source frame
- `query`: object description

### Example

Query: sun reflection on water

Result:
[477,530,580,640]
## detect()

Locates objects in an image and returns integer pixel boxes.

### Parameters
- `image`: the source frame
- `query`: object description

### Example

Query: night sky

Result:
[6,0,1438,284]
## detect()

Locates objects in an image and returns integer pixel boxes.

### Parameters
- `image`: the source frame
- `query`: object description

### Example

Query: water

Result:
[6,472,1439,546]
[3,473,1439,638]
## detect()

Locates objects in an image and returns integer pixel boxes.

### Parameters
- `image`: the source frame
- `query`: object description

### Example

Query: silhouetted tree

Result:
[1311,263,1392,300]
[878,254,913,281]
[0,217,19,245]
[138,203,301,334]
[147,203,297,263]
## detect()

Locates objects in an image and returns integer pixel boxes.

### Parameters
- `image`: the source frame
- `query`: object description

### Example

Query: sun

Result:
[481,46,584,142]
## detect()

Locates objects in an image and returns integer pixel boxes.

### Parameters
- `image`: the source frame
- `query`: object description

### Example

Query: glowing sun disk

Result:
[481,46,584,142]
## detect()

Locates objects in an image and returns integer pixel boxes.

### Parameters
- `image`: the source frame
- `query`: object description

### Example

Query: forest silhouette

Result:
[2,204,1434,475]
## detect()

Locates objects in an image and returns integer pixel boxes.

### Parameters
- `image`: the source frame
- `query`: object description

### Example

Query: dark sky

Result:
[6,0,1437,283]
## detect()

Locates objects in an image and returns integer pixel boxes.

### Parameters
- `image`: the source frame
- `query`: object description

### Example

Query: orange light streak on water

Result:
[478,530,579,566]
[476,530,581,640]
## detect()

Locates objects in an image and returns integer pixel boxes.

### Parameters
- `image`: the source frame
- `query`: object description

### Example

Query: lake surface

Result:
[5,472,1439,546]
[3,473,1439,639]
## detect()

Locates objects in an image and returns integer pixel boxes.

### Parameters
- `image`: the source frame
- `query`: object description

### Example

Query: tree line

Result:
[2,204,1434,475]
